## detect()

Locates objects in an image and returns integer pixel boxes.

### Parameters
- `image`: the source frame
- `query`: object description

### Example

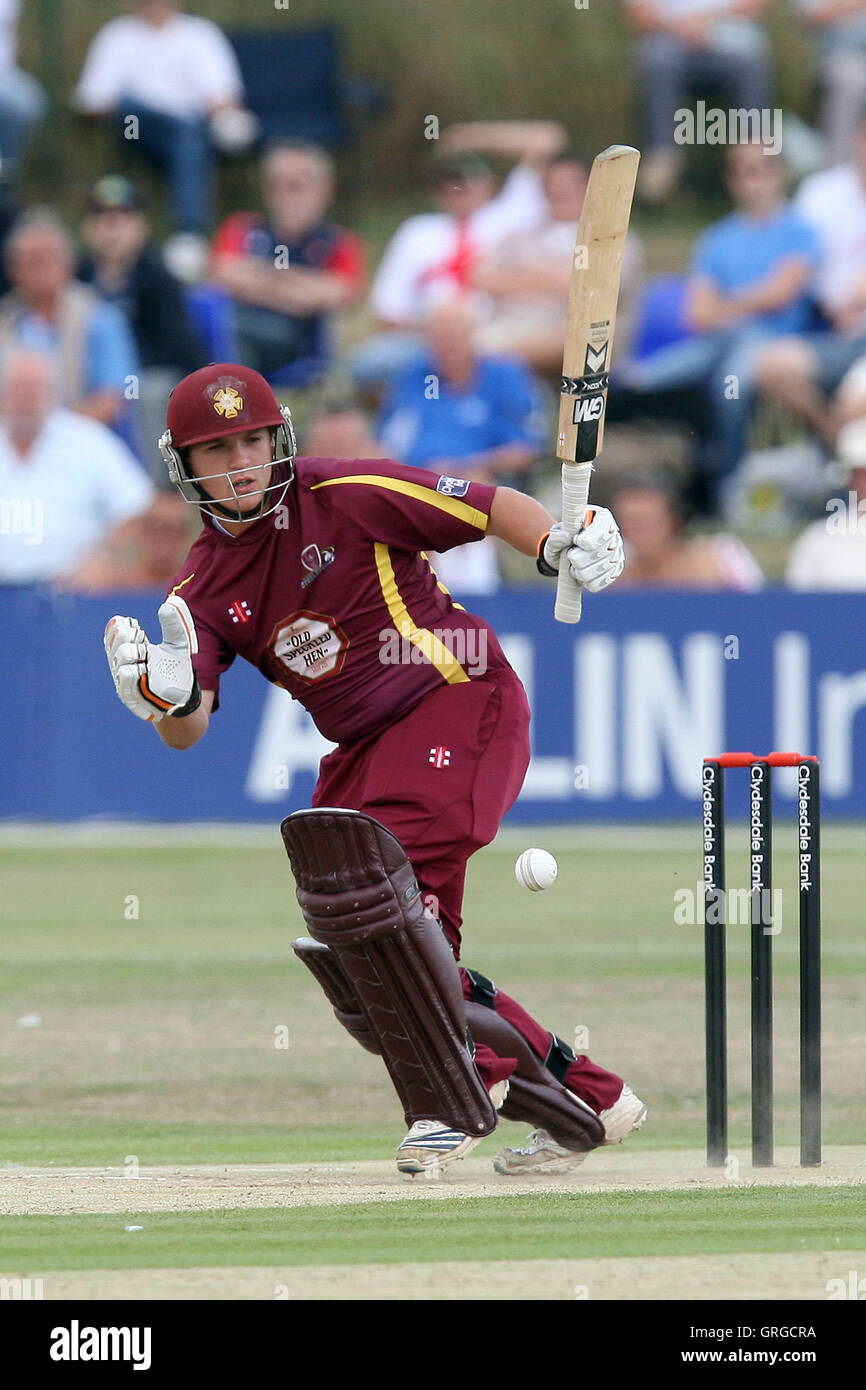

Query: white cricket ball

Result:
[515,847,558,891]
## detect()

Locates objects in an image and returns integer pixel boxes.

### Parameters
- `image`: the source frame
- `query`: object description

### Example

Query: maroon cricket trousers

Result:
[313,671,622,1114]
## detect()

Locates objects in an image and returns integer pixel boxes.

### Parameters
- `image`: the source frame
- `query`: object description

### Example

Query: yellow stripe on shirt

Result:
[311,474,489,531]
[374,543,470,685]
[421,551,465,612]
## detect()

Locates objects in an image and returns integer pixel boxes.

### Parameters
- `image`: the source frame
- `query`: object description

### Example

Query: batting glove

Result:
[104,596,200,723]
[539,506,625,593]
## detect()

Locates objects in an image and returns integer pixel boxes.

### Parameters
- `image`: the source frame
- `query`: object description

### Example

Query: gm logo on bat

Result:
[572,394,605,424]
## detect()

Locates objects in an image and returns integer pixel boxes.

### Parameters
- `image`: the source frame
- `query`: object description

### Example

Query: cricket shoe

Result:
[396,1120,482,1174]
[493,1128,586,1175]
[493,1084,647,1175]
[600,1083,647,1145]
[396,1083,507,1175]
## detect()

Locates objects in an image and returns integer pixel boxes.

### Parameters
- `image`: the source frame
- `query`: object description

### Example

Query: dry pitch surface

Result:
[3,1146,863,1300]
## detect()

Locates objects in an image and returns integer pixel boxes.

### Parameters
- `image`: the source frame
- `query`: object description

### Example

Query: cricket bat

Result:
[555,144,640,623]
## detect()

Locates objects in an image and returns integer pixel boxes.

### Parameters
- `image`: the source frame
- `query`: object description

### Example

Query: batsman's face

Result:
[186,429,274,512]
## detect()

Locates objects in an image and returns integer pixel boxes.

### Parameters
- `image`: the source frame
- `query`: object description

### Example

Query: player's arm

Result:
[471,259,572,297]
[488,486,625,592]
[439,121,566,166]
[729,255,813,315]
[687,257,811,331]
[487,485,553,554]
[213,258,356,313]
[155,688,214,749]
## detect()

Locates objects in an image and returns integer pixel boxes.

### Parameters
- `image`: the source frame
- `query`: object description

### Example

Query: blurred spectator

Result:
[78,175,204,478]
[210,139,365,381]
[611,474,763,587]
[754,113,866,451]
[0,193,15,298]
[73,0,257,280]
[795,0,866,164]
[0,0,46,194]
[299,396,499,591]
[0,351,153,585]
[625,0,773,204]
[621,145,819,503]
[378,299,546,481]
[303,398,387,460]
[0,209,139,429]
[836,350,866,427]
[353,122,563,388]
[378,299,547,593]
[786,418,866,586]
[472,151,644,369]
[70,491,197,592]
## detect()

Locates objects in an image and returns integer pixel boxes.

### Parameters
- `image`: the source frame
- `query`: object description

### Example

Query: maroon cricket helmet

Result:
[166,363,285,446]
[159,363,296,523]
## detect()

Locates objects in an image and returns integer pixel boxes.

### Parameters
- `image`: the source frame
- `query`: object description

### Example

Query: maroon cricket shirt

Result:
[165,456,515,744]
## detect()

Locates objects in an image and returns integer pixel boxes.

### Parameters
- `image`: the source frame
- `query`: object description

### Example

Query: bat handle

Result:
[554,462,593,624]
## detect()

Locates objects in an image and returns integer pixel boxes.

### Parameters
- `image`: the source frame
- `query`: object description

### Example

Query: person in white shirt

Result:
[835,350,866,428]
[472,151,644,369]
[786,417,866,588]
[351,122,562,389]
[0,351,154,584]
[795,0,866,164]
[626,0,774,204]
[72,0,256,278]
[754,112,866,452]
[0,0,46,191]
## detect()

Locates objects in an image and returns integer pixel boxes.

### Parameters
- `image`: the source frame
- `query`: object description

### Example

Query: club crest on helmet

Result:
[213,386,243,418]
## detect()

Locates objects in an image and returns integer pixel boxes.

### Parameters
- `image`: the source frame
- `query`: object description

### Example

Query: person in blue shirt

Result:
[377,298,547,483]
[0,209,139,432]
[623,143,820,502]
[377,298,548,592]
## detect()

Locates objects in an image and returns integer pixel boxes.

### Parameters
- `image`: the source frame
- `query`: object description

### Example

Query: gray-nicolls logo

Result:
[300,543,335,588]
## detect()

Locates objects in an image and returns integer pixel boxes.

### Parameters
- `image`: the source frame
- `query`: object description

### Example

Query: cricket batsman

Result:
[103,363,646,1175]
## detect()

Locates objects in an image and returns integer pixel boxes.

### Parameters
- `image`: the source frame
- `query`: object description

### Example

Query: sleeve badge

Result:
[436,476,470,497]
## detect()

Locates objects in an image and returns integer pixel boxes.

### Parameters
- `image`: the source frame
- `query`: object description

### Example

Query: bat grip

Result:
[554,463,593,624]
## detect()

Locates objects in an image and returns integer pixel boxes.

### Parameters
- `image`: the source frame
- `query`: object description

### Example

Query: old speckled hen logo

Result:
[268,610,348,683]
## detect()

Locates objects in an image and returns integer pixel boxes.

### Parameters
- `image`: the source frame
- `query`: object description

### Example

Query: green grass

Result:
[1,831,863,1166]
[2,1189,864,1272]
[0,1120,402,1167]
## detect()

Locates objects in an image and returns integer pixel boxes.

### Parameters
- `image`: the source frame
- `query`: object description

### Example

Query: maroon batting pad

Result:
[282,808,497,1136]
